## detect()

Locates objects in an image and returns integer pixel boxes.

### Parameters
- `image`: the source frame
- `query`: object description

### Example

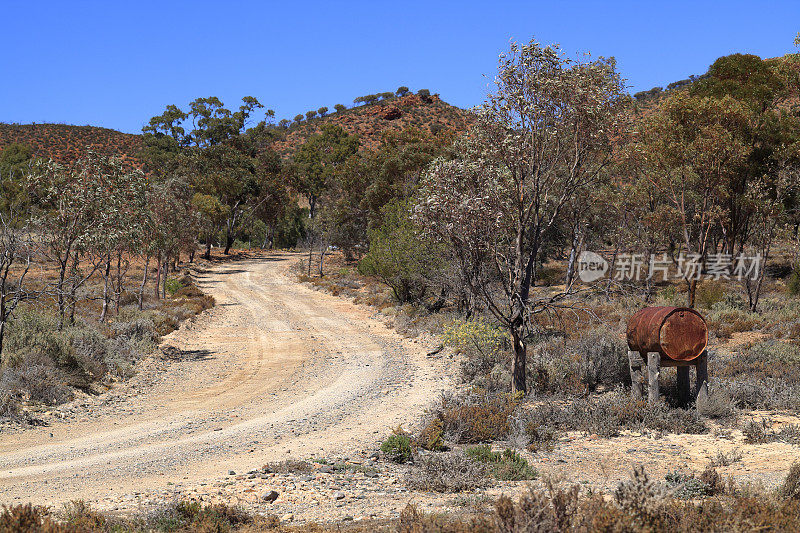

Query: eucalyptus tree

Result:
[417,39,626,394]
[293,124,359,220]
[0,143,33,213]
[0,206,35,361]
[27,156,111,328]
[292,125,359,274]
[91,159,149,321]
[144,97,281,258]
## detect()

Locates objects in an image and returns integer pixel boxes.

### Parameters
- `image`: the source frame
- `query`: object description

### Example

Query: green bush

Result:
[788,268,800,296]
[359,199,445,304]
[274,204,307,248]
[381,430,413,463]
[664,470,713,499]
[165,276,187,296]
[695,280,727,309]
[465,445,537,481]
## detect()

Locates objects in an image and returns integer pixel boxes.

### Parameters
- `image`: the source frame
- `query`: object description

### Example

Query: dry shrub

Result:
[262,459,315,474]
[173,283,204,299]
[699,465,724,496]
[0,276,211,419]
[780,462,800,500]
[495,481,582,533]
[741,419,800,446]
[406,451,489,493]
[425,392,520,444]
[710,448,742,467]
[521,390,706,441]
[416,417,446,451]
[527,325,627,395]
[0,391,19,418]
[0,504,65,532]
[63,500,109,530]
[614,466,671,528]
[742,418,773,444]
[695,384,737,420]
[398,504,495,533]
[14,479,800,532]
[0,361,73,406]
[665,470,715,499]
[714,341,800,411]
[706,296,761,338]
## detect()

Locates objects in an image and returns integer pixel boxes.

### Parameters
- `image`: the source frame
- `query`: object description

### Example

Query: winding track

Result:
[0,252,451,506]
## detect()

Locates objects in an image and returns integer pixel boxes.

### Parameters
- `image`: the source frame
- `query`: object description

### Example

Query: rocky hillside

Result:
[272,93,474,157]
[0,122,144,167]
[0,93,474,166]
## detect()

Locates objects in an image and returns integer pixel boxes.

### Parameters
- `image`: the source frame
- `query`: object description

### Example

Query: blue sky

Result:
[1,1,798,134]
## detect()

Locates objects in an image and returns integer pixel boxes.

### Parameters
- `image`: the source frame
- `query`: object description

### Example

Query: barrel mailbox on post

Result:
[626,306,709,405]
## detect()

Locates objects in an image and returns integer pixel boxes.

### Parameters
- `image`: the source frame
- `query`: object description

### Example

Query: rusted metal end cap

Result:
[627,306,708,361]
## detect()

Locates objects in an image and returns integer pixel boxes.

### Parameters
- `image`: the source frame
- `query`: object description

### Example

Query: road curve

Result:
[0,252,452,506]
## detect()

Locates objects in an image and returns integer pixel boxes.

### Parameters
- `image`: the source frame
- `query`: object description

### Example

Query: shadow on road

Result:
[160,346,215,361]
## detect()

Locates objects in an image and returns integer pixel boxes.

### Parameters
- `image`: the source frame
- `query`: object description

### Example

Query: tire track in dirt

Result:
[0,252,453,506]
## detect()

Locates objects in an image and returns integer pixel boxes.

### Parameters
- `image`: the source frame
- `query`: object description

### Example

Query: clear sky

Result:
[1,1,799,134]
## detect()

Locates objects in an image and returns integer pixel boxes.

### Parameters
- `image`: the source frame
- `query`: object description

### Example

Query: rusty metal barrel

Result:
[626,307,708,362]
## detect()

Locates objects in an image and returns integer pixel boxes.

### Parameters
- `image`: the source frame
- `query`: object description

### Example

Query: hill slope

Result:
[0,123,144,167]
[0,94,474,166]
[272,93,474,157]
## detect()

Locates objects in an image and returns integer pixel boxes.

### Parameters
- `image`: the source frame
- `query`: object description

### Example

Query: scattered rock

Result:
[228,470,236,476]
[262,490,279,503]
[281,513,294,522]
[334,491,346,500]
[382,107,402,120]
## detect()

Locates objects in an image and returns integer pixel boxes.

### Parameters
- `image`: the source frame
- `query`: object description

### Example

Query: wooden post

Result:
[695,350,709,400]
[677,366,690,406]
[629,351,644,399]
[647,352,660,404]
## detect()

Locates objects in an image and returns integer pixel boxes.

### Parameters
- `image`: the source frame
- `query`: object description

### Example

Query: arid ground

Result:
[3,253,800,525]
[0,253,454,515]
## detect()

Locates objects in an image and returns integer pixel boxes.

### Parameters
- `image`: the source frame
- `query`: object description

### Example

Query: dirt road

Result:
[0,253,453,508]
